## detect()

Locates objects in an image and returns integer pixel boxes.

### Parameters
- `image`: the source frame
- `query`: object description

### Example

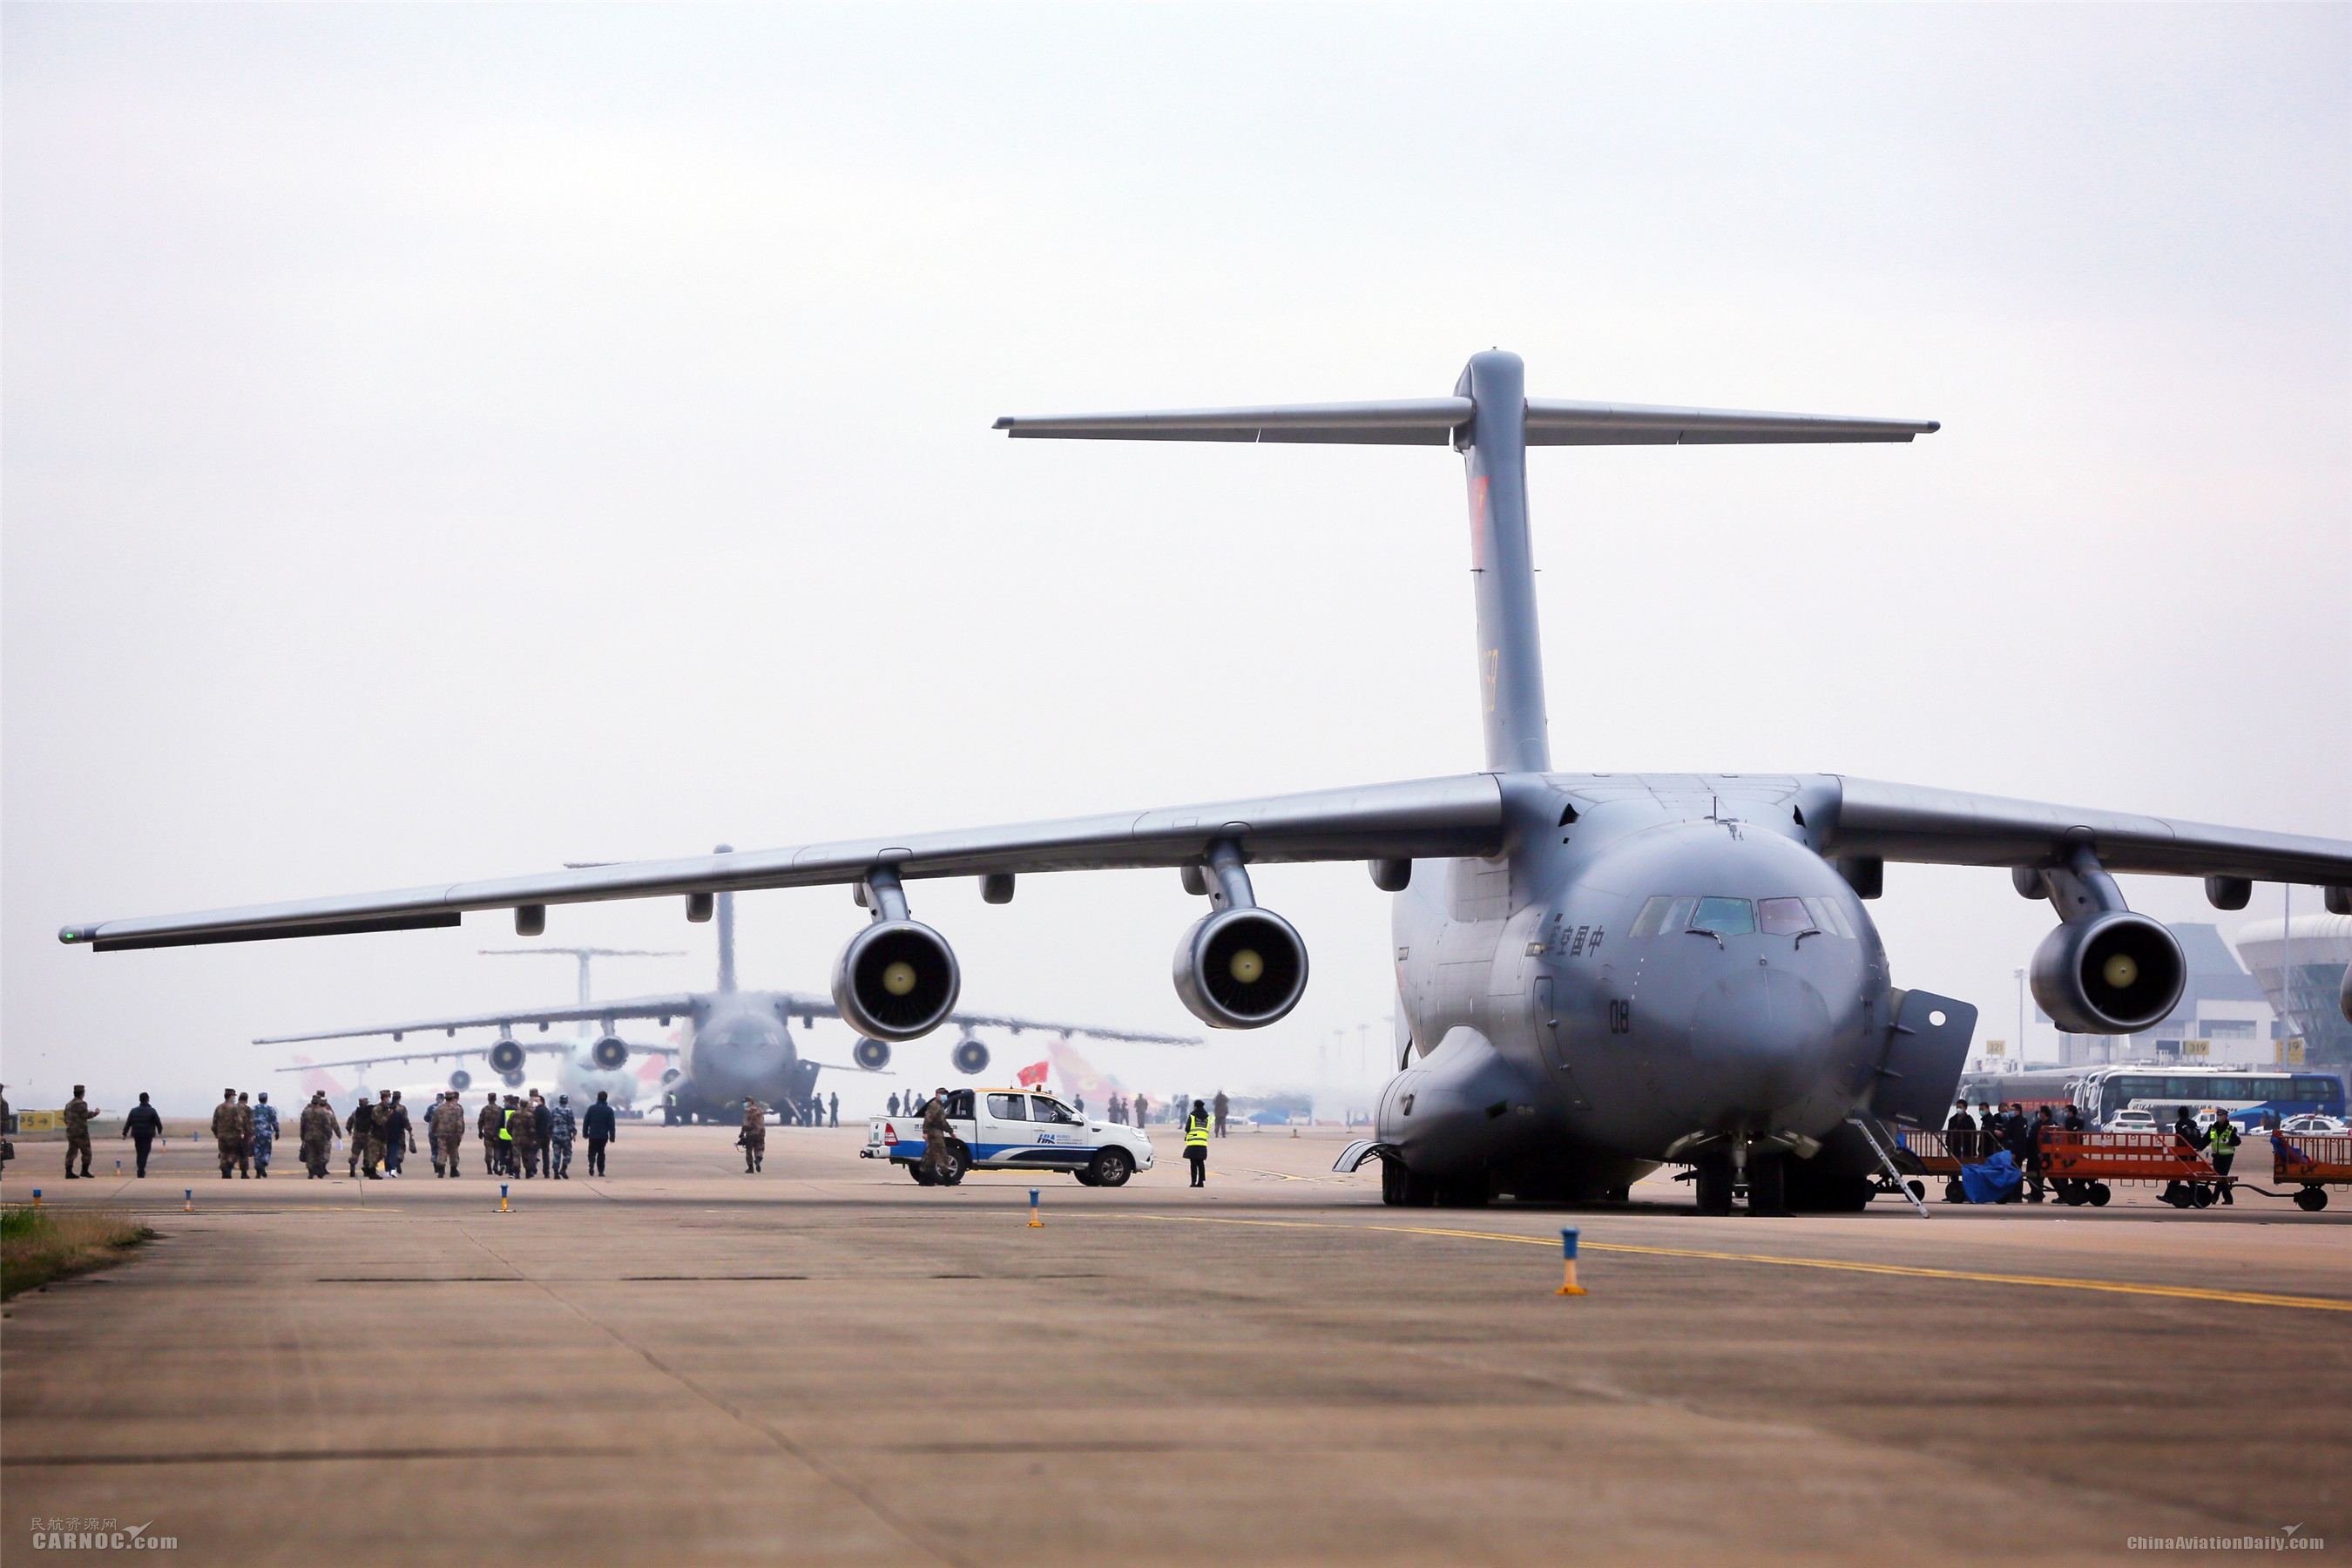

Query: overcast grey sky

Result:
[5,3,2347,1115]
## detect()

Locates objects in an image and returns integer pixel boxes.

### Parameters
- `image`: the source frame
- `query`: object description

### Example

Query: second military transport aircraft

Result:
[256,865,1196,1124]
[62,351,2352,1212]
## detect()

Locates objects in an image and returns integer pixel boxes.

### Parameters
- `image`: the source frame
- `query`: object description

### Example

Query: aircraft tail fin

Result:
[997,355,1937,776]
[292,1055,349,1100]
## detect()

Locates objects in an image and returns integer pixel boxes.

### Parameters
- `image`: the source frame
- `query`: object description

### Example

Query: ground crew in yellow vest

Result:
[500,1095,520,1175]
[740,1098,767,1173]
[1184,1098,1211,1188]
[2207,1112,2241,1206]
[212,1087,246,1179]
[63,1085,97,1179]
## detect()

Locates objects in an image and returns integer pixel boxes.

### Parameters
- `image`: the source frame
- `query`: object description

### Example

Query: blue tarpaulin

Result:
[1959,1148,2023,1205]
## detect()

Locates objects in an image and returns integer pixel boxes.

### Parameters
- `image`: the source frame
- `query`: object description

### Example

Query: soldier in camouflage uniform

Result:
[549,1095,577,1180]
[477,1093,504,1175]
[427,1092,465,1178]
[63,1085,95,1179]
[740,1099,767,1173]
[345,1093,378,1179]
[299,1091,337,1179]
[212,1087,246,1179]
[250,1091,280,1178]
[368,1090,394,1176]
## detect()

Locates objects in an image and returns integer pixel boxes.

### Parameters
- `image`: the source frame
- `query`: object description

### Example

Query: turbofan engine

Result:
[488,1039,526,1074]
[1173,843,1309,1029]
[832,869,961,1042]
[590,1036,630,1071]
[2030,911,2186,1034]
[852,1037,893,1071]
[447,1068,472,1092]
[951,1037,990,1076]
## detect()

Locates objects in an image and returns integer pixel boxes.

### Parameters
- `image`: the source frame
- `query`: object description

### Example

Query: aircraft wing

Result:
[1818,777,2352,887]
[253,993,704,1047]
[271,1041,675,1076]
[62,774,1504,950]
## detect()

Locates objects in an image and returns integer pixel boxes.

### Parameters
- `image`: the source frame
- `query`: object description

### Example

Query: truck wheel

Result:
[941,1143,970,1186]
[1943,1179,1964,1204]
[908,1161,936,1186]
[1073,1167,1101,1186]
[2295,1187,2328,1212]
[2089,1183,2112,1206]
[1089,1147,1133,1188]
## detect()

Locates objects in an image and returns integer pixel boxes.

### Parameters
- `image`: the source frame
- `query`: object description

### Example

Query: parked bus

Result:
[1961,1066,2344,1129]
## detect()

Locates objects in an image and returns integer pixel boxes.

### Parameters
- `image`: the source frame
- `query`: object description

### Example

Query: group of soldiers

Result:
[206,1088,285,1176]
[473,1089,581,1179]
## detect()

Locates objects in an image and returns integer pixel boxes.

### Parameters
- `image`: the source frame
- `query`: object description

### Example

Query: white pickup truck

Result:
[862,1087,1154,1187]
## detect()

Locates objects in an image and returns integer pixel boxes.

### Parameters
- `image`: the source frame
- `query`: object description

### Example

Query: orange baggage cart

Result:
[1892,1127,1994,1204]
[2035,1129,2222,1207]
[2271,1132,2352,1213]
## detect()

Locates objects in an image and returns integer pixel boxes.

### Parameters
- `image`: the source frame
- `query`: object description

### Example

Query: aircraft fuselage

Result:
[1383,774,1900,1198]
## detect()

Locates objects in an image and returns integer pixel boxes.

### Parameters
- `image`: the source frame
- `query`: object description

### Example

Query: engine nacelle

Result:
[1173,907,1308,1029]
[447,1068,472,1092]
[2341,961,2351,1026]
[660,1067,681,1085]
[488,1039,526,1074]
[852,1037,892,1071]
[832,919,961,1042]
[2030,912,2186,1034]
[951,1037,990,1076]
[500,1069,527,1089]
[590,1036,629,1071]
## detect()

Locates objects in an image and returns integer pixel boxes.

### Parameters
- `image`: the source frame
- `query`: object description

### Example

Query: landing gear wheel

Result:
[2295,1186,2328,1212]
[1944,1179,1965,1204]
[1382,1158,1436,1206]
[1746,1155,1788,1217]
[1434,1177,1490,1208]
[1088,1147,1133,1188]
[1694,1155,1734,1217]
[1605,1185,1631,1204]
[2089,1182,2112,1206]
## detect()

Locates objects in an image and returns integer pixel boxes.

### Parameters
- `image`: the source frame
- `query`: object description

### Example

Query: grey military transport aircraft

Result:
[254,862,1197,1123]
[62,351,2352,1213]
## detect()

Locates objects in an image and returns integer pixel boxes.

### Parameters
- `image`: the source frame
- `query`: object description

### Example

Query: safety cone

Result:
[1555,1227,1588,1296]
[30,1189,42,1207]
[183,1189,194,1213]
[1028,1188,1043,1228]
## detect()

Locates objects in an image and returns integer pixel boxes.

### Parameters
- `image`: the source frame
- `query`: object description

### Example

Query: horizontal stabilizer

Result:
[1524,400,1938,446]
[995,396,1935,447]
[995,398,1470,445]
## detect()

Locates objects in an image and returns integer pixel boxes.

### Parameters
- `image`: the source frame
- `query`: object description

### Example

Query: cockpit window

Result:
[1801,896,1854,938]
[986,1093,1028,1121]
[1631,896,1674,938]
[1757,897,1815,936]
[1689,897,1754,936]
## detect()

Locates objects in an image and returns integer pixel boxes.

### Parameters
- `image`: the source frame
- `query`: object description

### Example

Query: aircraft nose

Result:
[1687,967,1834,1109]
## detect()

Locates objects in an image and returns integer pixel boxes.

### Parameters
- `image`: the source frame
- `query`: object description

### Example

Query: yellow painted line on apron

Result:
[1101,1213,2352,1314]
